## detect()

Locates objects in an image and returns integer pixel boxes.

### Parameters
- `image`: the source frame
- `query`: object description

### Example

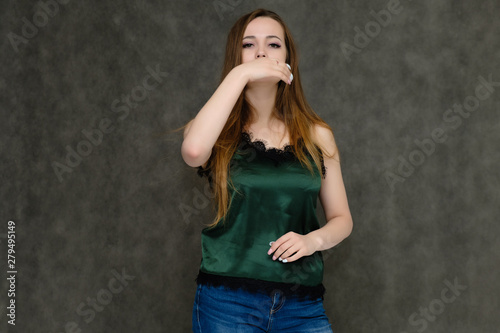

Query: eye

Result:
[269,43,281,48]
[242,43,253,48]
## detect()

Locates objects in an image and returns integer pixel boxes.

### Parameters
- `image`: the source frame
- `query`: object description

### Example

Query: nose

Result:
[256,46,266,58]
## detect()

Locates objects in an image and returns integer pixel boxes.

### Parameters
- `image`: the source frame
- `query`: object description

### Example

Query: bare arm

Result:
[181,67,248,167]
[307,125,353,251]
[181,58,292,167]
[267,124,353,262]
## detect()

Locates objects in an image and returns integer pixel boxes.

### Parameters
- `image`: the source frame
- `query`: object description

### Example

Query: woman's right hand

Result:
[237,58,293,86]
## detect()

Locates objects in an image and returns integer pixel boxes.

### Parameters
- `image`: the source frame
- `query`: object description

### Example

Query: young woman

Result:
[181,8,353,332]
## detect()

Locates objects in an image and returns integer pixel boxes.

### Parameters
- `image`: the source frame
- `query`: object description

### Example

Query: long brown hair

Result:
[186,9,337,227]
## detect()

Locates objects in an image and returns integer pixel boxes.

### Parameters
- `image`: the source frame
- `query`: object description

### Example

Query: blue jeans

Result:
[192,284,333,332]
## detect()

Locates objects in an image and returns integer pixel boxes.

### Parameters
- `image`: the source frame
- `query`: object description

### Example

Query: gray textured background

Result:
[1,0,499,332]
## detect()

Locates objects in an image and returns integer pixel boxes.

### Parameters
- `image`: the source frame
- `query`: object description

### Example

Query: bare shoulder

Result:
[312,123,338,158]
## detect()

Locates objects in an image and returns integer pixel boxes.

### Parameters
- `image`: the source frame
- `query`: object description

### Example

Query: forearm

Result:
[307,215,353,252]
[181,66,248,167]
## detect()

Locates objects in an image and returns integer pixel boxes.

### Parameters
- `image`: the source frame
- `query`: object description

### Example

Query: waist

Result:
[195,270,326,300]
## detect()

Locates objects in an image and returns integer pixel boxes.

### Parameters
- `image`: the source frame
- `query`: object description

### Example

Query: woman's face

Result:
[241,17,287,64]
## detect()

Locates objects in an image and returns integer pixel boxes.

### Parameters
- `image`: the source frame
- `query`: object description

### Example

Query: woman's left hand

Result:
[267,232,319,263]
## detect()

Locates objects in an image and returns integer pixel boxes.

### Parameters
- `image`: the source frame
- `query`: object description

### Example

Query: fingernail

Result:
[290,73,293,82]
[269,241,274,246]
[286,63,291,70]
[278,257,283,261]
[282,259,288,263]
[272,256,276,260]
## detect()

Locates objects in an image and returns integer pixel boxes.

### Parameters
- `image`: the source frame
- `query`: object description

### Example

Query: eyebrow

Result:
[242,35,283,42]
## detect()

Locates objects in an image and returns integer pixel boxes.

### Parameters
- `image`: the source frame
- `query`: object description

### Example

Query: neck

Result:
[244,83,278,129]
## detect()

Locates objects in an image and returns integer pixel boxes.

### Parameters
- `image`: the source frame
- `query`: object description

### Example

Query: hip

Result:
[192,283,333,332]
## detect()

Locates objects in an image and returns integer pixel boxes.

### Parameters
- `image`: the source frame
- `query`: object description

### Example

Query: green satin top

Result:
[198,132,326,289]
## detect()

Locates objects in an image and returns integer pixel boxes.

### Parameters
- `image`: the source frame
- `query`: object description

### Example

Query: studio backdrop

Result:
[1,0,499,332]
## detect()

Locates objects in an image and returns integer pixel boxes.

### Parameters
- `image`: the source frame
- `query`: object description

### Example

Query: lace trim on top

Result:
[195,270,326,300]
[241,131,326,178]
[241,131,294,154]
[197,132,327,179]
[197,164,212,183]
